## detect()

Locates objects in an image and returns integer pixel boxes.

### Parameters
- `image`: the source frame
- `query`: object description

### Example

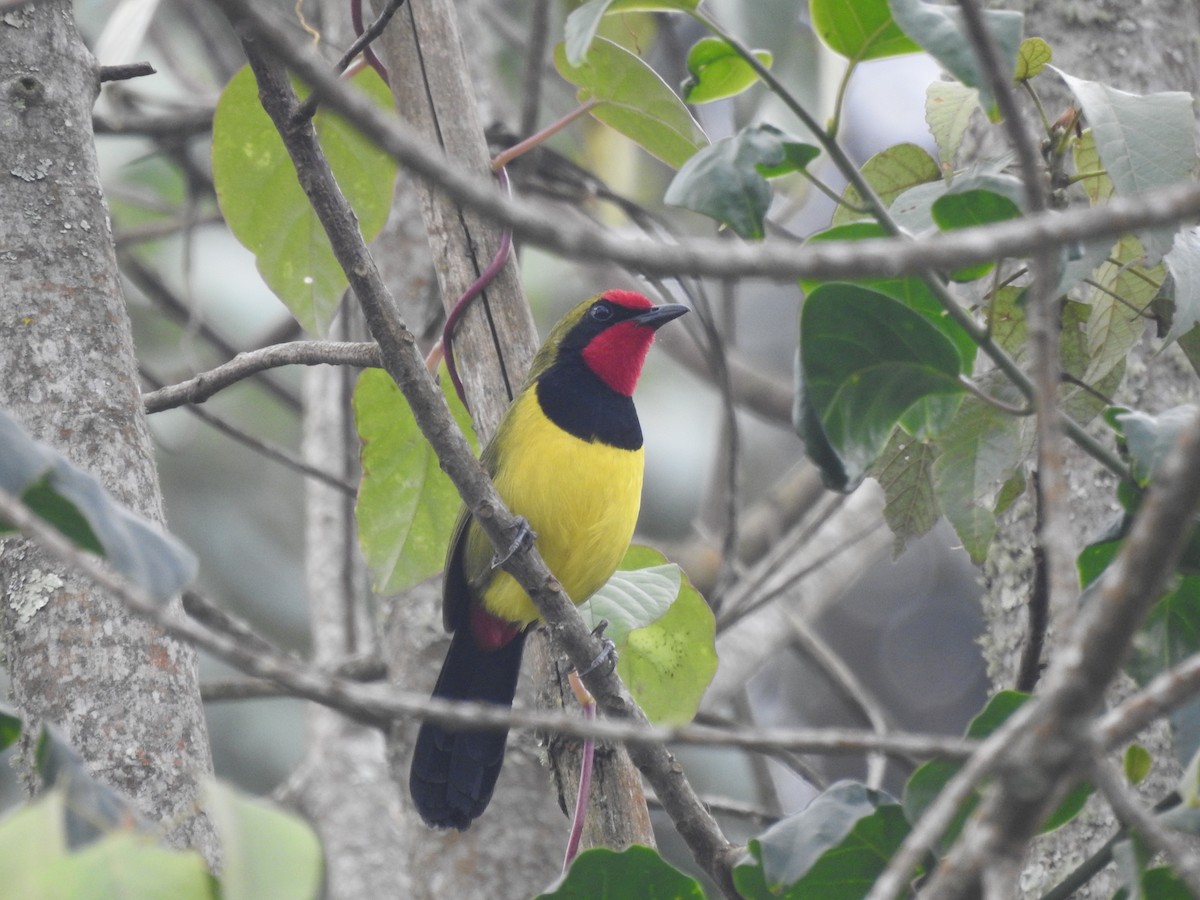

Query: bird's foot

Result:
[491,516,536,571]
[578,619,618,677]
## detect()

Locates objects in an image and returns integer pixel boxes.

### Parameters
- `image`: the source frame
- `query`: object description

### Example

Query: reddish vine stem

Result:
[349,0,397,84]
[440,166,514,409]
[563,670,598,870]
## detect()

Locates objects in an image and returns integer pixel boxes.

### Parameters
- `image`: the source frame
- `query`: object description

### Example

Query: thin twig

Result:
[141,369,357,495]
[142,341,380,412]
[99,62,156,82]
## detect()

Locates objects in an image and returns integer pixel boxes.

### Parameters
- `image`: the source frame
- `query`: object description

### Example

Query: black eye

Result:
[589,302,613,322]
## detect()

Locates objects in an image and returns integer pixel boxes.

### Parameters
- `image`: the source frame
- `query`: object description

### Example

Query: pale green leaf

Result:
[212,66,397,335]
[925,80,980,172]
[355,367,478,595]
[1014,37,1052,80]
[554,39,708,169]
[833,143,940,226]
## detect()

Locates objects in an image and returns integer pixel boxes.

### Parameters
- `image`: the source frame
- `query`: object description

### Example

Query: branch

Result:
[142,341,381,412]
[2,480,981,761]
[195,0,1200,284]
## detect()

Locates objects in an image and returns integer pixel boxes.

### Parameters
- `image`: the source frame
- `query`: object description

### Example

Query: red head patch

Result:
[582,319,660,396]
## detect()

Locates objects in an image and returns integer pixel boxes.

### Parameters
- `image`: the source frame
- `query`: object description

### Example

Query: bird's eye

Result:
[590,302,613,322]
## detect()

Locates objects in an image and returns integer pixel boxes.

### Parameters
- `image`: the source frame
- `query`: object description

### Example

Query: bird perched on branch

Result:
[409,289,688,830]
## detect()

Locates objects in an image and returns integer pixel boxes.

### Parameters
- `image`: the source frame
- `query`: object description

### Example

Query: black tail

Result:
[409,628,528,830]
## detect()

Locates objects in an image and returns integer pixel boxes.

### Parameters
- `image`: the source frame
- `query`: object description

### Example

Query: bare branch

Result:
[196,0,1200,285]
[143,341,381,412]
[0,484,979,769]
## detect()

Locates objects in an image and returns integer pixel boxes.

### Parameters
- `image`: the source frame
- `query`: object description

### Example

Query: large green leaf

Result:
[1056,70,1197,261]
[0,408,197,604]
[796,284,965,491]
[36,833,214,900]
[538,845,704,899]
[212,65,397,335]
[563,0,699,66]
[810,0,920,62]
[554,39,708,169]
[355,368,479,595]
[204,780,322,900]
[681,37,772,104]
[889,0,1023,120]
[0,791,68,898]
[734,782,915,898]
[832,143,940,226]
[582,546,716,725]
[664,124,816,238]
[803,223,977,369]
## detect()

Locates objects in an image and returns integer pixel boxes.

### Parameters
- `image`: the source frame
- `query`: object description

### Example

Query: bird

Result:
[409,289,688,830]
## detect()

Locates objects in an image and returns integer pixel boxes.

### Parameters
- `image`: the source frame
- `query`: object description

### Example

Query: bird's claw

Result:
[578,620,618,677]
[491,516,536,571]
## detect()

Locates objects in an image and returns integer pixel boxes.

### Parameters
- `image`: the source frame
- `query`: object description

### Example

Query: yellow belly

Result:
[471,389,643,626]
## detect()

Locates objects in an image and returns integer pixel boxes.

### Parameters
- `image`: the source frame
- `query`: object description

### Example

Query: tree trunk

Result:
[0,0,215,860]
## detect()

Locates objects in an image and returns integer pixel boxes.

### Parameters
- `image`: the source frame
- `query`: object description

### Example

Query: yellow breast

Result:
[470,389,643,626]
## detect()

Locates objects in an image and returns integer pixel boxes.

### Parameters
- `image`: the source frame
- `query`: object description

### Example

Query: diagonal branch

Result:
[205,10,741,890]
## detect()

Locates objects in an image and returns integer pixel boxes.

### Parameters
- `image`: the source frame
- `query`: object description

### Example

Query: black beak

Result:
[633,304,689,330]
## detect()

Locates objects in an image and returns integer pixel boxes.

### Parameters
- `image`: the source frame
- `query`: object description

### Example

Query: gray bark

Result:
[0,0,215,859]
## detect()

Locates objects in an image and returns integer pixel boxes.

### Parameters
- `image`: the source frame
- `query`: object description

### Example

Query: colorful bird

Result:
[410,290,688,829]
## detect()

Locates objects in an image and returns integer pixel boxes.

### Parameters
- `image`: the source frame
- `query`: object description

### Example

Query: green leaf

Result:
[0,705,20,752]
[355,367,479,595]
[1117,406,1196,487]
[664,124,812,238]
[930,188,1023,281]
[580,547,680,643]
[1081,234,1162,391]
[204,780,322,900]
[0,791,68,898]
[932,386,1032,563]
[563,0,699,66]
[554,39,708,169]
[212,65,397,335]
[1124,743,1153,786]
[803,223,978,370]
[681,37,772,104]
[832,143,940,226]
[889,0,1024,120]
[1163,228,1200,345]
[1014,36,1052,80]
[583,547,716,725]
[810,0,921,62]
[925,80,980,172]
[1127,576,1200,689]
[36,724,143,849]
[1056,70,1197,261]
[905,693,1091,845]
[797,284,965,491]
[0,409,197,604]
[538,845,704,899]
[39,833,214,900]
[735,782,915,897]
[870,430,940,557]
